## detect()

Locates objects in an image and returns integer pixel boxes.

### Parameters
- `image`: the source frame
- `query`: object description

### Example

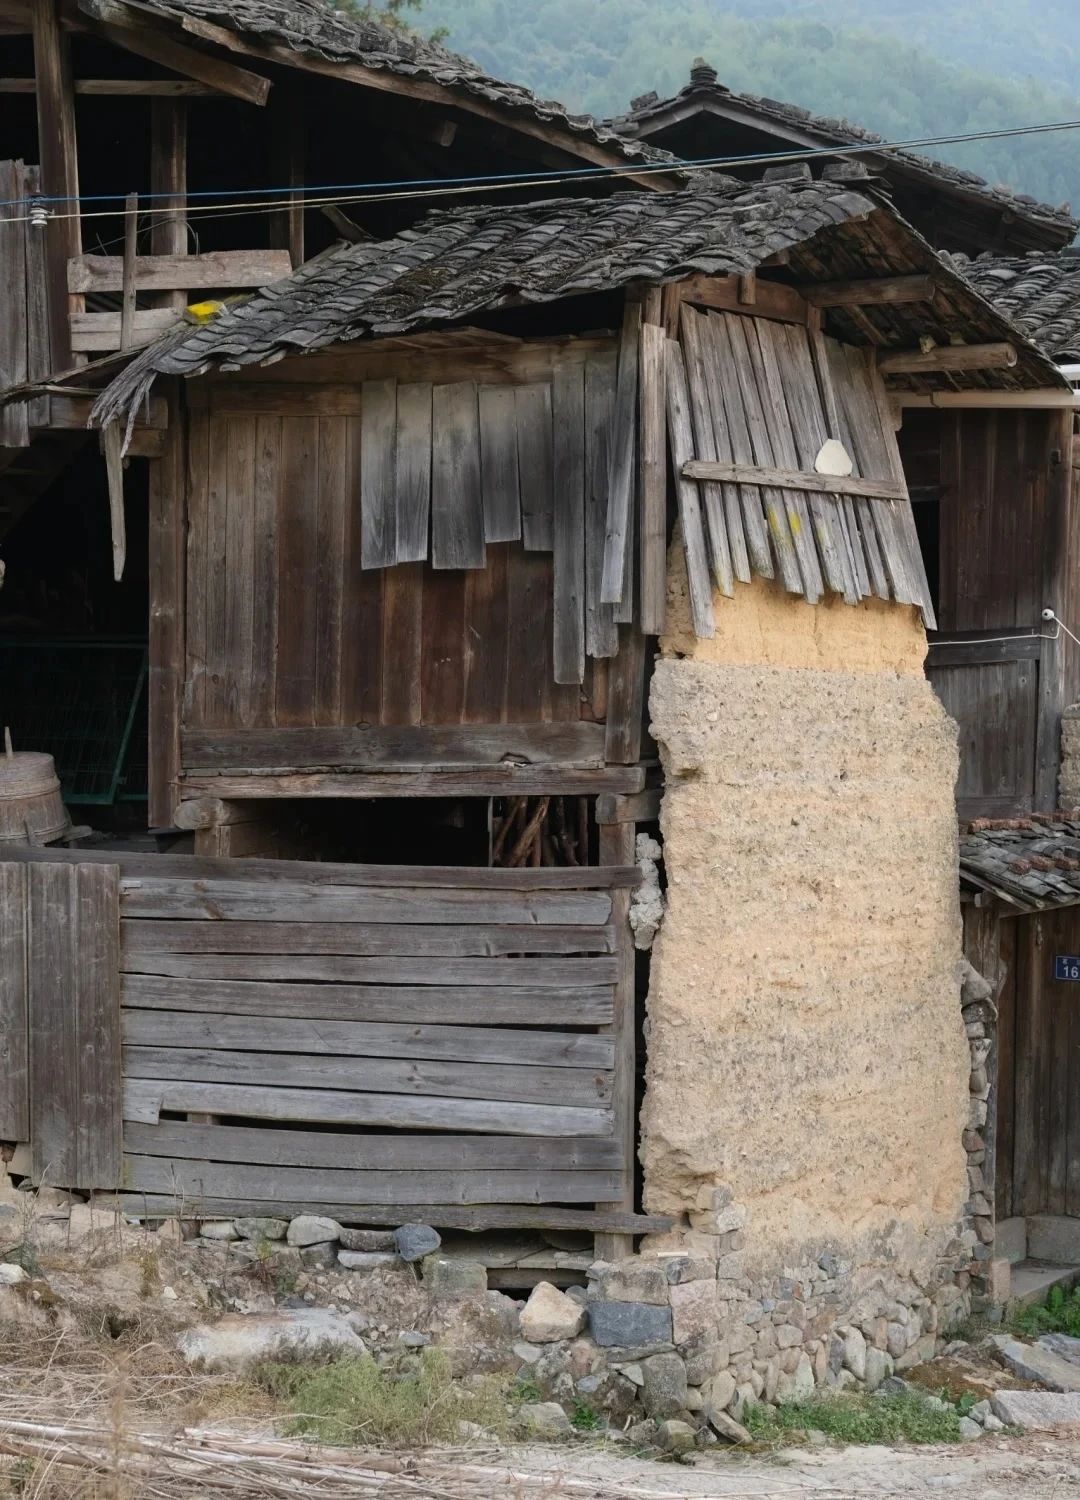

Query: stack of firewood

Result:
[490,796,592,868]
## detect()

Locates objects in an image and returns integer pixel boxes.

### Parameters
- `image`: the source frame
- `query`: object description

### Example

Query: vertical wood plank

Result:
[432,383,485,569]
[119,192,138,351]
[224,415,256,727]
[316,417,348,725]
[479,386,522,543]
[464,543,510,723]
[380,563,424,725]
[395,382,432,564]
[203,415,229,725]
[638,322,668,636]
[552,362,587,686]
[505,548,552,723]
[1036,411,1074,811]
[74,864,121,1189]
[0,161,29,448]
[23,165,52,430]
[595,820,636,1263]
[664,339,715,639]
[677,306,735,597]
[420,566,468,723]
[708,314,778,585]
[275,417,319,726]
[361,379,398,570]
[28,863,78,1187]
[1046,911,1069,1217]
[516,383,554,551]
[251,416,281,726]
[340,417,384,725]
[184,406,210,728]
[604,623,647,765]
[601,304,642,610]
[33,0,81,369]
[147,384,185,827]
[585,352,619,659]
[0,864,28,1142]
[149,98,188,312]
[1014,915,1044,1217]
[995,917,1017,1221]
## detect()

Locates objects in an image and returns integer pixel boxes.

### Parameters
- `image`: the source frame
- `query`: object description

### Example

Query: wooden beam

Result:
[150,97,188,313]
[119,193,138,349]
[677,272,809,326]
[595,788,662,825]
[42,393,168,429]
[34,0,81,369]
[0,77,224,94]
[877,342,1018,375]
[75,2,271,106]
[638,318,667,636]
[895,389,1077,409]
[181,768,648,799]
[800,274,937,308]
[71,309,181,351]
[682,459,907,502]
[68,249,291,294]
[172,7,672,190]
[147,384,185,828]
[269,83,305,270]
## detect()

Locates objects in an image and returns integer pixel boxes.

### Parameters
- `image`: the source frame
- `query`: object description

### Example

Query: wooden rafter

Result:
[799,274,937,307]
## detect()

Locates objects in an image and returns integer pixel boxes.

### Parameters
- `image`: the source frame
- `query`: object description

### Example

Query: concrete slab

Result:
[1010,1260,1080,1308]
[1027,1216,1080,1263]
[996,1216,1027,1264]
[991,1389,1080,1429]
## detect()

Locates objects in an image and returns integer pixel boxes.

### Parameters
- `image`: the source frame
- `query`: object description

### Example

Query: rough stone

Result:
[791,1351,815,1400]
[178,1309,365,1370]
[234,1217,288,1242]
[995,1338,1080,1392]
[842,1326,867,1381]
[655,1418,697,1454]
[591,1258,669,1305]
[519,1282,586,1343]
[640,1353,688,1419]
[339,1228,396,1253]
[0,1264,27,1285]
[670,1279,717,1346]
[589,1301,672,1348]
[394,1224,441,1262]
[708,1407,752,1445]
[516,1402,572,1439]
[864,1347,893,1393]
[982,1413,1005,1432]
[338,1251,399,1272]
[286,1216,341,1248]
[957,1417,982,1441]
[991,1390,1080,1428]
[513,1341,545,1365]
[702,1369,736,1413]
[776,1323,802,1349]
[1039,1333,1080,1367]
[663,1257,716,1285]
[300,1243,337,1269]
[199,1221,239,1241]
[422,1257,487,1295]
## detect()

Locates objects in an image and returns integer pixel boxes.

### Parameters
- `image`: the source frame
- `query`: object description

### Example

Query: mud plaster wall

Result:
[642,564,970,1277]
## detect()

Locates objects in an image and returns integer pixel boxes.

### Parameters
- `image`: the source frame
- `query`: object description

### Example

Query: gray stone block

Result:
[589,1301,673,1348]
[995,1338,1080,1392]
[394,1223,441,1262]
[640,1352,688,1418]
[991,1390,1080,1428]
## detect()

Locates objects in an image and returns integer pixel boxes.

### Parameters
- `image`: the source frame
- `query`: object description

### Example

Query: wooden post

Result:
[33,0,82,369]
[147,385,185,829]
[595,820,638,1263]
[150,98,188,312]
[120,193,138,349]
[269,83,305,269]
[1036,409,1074,811]
[638,317,667,637]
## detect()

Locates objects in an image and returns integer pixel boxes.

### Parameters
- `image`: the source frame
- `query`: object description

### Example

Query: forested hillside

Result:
[412,0,1080,211]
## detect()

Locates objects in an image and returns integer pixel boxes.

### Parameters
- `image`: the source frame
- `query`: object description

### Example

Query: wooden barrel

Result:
[0,751,71,846]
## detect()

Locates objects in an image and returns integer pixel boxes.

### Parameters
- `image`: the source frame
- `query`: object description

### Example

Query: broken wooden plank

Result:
[638,320,668,633]
[584,352,619,658]
[552,362,586,684]
[600,302,641,608]
[664,339,714,638]
[515,383,554,551]
[121,919,616,957]
[431,382,484,569]
[394,382,432,563]
[360,378,397,569]
[478,385,521,543]
[67,250,291,294]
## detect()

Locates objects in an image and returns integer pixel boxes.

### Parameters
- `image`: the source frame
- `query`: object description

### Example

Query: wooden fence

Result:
[0,849,651,1234]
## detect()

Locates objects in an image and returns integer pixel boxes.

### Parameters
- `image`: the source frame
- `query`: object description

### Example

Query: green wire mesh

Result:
[0,637,148,805]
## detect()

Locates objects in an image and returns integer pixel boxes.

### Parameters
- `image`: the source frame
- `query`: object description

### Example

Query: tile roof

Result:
[610,61,1078,247]
[948,249,1080,363]
[960,816,1080,910]
[124,0,666,167]
[91,174,1065,434]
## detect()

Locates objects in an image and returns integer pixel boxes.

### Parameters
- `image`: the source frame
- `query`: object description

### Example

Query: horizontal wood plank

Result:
[181,723,605,772]
[3,846,638,890]
[878,342,1018,375]
[71,309,180,351]
[595,789,662,825]
[121,975,614,1026]
[180,768,647,798]
[122,1046,612,1107]
[681,460,906,501]
[122,1010,615,1070]
[122,1120,621,1170]
[108,1193,670,1232]
[123,1078,612,1137]
[122,1155,620,1204]
[118,878,612,926]
[800,274,937,308]
[120,952,617,986]
[68,250,292,294]
[121,920,616,957]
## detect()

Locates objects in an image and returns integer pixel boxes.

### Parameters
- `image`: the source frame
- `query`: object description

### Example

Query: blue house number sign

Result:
[1055,955,1080,982]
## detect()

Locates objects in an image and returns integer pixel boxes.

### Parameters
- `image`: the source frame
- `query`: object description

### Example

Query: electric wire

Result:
[4,113,1080,222]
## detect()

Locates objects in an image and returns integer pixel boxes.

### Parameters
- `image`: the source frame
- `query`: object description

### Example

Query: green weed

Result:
[1012,1283,1080,1338]
[744,1391,963,1446]
[254,1349,509,1447]
[571,1400,603,1431]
